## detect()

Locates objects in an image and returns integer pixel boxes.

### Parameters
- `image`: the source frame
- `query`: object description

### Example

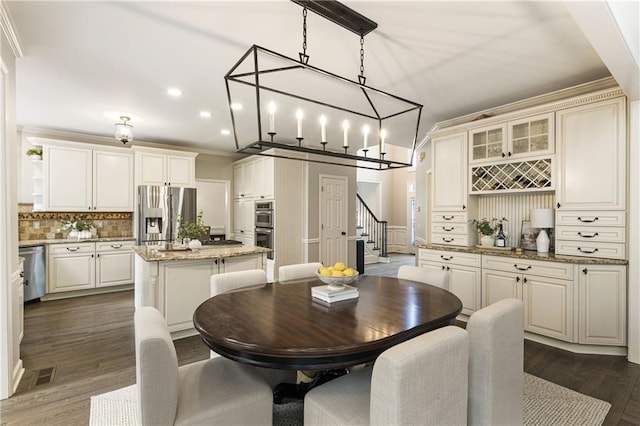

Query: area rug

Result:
[89,373,611,426]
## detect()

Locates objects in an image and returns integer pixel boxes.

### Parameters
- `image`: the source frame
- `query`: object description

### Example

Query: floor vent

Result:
[32,366,56,386]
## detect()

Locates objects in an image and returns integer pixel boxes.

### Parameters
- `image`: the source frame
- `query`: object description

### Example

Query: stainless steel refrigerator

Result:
[137,186,197,245]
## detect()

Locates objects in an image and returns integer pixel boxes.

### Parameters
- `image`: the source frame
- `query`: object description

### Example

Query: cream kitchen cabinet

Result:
[469,113,553,164]
[578,264,626,346]
[134,147,197,187]
[95,241,135,288]
[48,242,96,293]
[233,198,255,245]
[432,132,468,212]
[482,255,574,342]
[418,248,481,315]
[41,142,133,212]
[48,240,134,293]
[233,160,255,199]
[156,253,265,335]
[555,97,626,211]
[430,131,477,247]
[253,157,274,200]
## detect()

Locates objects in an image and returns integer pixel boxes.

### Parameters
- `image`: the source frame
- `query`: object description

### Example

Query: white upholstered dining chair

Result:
[209,269,297,388]
[134,306,273,426]
[397,265,450,290]
[467,298,524,425]
[278,262,323,281]
[304,325,469,425]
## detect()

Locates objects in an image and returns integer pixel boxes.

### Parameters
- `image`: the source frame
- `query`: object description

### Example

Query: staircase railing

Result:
[356,193,388,258]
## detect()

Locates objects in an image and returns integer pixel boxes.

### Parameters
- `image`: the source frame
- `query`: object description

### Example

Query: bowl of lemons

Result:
[316,262,359,289]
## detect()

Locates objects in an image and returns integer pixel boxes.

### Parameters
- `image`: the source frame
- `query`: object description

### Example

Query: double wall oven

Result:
[255,201,274,259]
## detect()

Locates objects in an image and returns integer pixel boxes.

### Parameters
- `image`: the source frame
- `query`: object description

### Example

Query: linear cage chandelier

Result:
[225,0,423,170]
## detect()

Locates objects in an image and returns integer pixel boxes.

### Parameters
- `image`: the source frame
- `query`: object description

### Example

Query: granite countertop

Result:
[417,244,628,265]
[133,245,271,262]
[19,237,136,247]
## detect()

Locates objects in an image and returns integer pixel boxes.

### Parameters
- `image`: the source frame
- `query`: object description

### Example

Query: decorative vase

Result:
[29,154,42,160]
[67,230,78,239]
[480,235,495,247]
[78,230,92,239]
[188,239,202,251]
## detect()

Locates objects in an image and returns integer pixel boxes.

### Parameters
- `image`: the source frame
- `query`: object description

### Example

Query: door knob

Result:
[341,232,346,235]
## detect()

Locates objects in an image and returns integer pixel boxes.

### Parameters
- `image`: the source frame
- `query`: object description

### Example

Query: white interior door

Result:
[320,175,348,266]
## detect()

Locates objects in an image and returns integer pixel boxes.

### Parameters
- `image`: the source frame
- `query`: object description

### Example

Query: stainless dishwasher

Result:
[19,245,46,302]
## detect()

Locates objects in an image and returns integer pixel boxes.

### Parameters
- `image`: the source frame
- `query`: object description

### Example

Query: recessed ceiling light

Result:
[199,111,212,118]
[220,129,231,135]
[230,103,243,110]
[167,88,182,97]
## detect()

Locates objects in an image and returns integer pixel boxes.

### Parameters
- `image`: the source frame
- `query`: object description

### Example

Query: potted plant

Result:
[177,211,207,250]
[26,147,43,160]
[60,217,95,239]
[472,217,507,247]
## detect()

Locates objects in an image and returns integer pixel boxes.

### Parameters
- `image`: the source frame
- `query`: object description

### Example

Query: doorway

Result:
[319,175,348,266]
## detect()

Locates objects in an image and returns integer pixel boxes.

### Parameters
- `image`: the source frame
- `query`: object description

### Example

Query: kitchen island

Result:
[134,244,271,339]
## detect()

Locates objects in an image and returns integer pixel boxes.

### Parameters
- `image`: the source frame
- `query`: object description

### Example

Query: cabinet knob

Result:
[501,152,506,158]
[441,265,445,270]
[462,205,466,210]
[523,277,528,283]
[516,276,520,282]
[557,202,561,208]
[508,151,512,157]
[582,268,588,275]
[96,254,100,257]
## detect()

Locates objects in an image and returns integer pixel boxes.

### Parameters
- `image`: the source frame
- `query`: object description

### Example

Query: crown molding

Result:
[0,2,24,58]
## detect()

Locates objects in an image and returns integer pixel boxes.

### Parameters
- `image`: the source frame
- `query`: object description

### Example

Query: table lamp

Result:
[530,208,554,253]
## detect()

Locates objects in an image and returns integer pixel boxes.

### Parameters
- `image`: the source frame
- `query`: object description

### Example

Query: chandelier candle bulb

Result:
[268,101,276,133]
[362,124,370,149]
[319,115,327,143]
[380,129,387,153]
[342,120,350,147]
[296,109,304,138]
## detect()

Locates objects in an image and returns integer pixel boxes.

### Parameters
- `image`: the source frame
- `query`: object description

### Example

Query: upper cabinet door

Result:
[556,98,626,211]
[166,155,194,187]
[507,113,554,160]
[137,152,167,186]
[469,124,507,164]
[432,132,468,211]
[93,150,134,211]
[44,145,93,211]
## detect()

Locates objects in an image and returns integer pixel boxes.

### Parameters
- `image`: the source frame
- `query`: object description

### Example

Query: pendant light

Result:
[115,116,133,144]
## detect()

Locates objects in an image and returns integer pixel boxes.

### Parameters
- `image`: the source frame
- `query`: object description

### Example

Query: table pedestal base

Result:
[273,369,348,403]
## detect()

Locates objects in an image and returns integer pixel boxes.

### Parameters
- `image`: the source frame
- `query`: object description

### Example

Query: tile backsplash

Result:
[18,207,133,241]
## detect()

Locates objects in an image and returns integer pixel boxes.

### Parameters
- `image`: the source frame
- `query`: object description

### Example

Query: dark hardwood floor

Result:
[1,254,638,425]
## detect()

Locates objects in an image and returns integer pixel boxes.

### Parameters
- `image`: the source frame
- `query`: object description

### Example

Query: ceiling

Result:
[7,1,610,155]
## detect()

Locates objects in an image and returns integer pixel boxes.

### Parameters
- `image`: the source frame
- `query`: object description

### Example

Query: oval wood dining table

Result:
[193,275,463,371]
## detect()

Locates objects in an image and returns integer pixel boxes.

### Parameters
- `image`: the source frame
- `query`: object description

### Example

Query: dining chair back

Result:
[134,306,273,425]
[278,262,323,281]
[467,298,524,425]
[211,269,267,296]
[304,325,469,425]
[397,265,450,290]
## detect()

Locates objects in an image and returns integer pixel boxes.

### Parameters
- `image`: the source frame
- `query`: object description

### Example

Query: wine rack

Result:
[470,158,553,193]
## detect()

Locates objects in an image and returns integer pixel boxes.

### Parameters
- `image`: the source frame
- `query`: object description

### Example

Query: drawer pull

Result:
[66,247,80,252]
[442,238,454,243]
[440,255,453,261]
[442,216,455,221]
[110,244,123,249]
[513,264,531,271]
[577,232,598,239]
[577,216,599,223]
[578,247,599,254]
[442,227,454,232]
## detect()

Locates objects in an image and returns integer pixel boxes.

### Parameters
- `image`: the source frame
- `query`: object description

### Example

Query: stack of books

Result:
[311,284,359,303]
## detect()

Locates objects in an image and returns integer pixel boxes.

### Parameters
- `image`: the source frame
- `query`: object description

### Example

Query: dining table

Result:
[193,274,463,371]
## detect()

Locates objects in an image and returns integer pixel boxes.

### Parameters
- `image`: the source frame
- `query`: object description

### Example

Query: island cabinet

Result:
[38,140,134,212]
[482,255,574,342]
[418,248,481,315]
[135,249,266,338]
[430,132,477,247]
[133,147,197,188]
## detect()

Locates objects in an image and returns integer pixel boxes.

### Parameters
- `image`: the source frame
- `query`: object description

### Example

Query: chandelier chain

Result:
[302,2,308,56]
[359,35,365,77]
